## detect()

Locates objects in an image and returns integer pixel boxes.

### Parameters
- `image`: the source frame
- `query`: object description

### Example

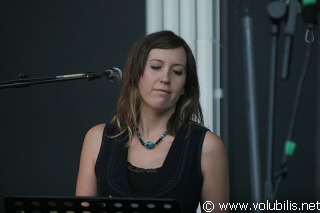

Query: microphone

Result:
[55,67,123,82]
[103,67,123,82]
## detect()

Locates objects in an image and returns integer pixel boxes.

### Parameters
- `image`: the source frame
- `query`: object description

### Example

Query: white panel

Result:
[163,0,180,34]
[212,0,221,135]
[180,0,196,55]
[146,0,163,34]
[197,0,214,131]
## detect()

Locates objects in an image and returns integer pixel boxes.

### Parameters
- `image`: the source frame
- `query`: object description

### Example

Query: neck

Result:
[138,106,174,138]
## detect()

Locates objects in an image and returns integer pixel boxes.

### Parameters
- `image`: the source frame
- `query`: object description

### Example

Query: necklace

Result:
[136,128,168,149]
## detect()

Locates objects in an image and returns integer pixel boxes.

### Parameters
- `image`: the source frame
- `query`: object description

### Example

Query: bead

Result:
[145,142,156,149]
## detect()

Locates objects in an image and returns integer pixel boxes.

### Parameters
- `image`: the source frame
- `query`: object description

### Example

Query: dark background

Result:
[0,1,319,212]
[0,1,145,212]
[222,0,319,210]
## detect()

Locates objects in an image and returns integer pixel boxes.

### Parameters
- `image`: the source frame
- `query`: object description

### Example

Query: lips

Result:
[154,89,171,94]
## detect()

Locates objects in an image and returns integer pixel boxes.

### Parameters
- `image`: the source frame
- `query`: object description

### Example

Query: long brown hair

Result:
[111,30,203,140]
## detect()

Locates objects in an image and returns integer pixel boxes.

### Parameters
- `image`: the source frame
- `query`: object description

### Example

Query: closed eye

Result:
[151,66,161,70]
[173,70,183,76]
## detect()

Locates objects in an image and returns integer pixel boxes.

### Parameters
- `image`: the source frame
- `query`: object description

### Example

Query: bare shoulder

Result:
[201,130,228,177]
[85,123,106,139]
[202,131,226,156]
[82,123,106,152]
[201,130,228,175]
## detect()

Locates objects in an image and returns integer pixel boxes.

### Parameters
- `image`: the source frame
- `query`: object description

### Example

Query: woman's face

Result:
[138,47,187,114]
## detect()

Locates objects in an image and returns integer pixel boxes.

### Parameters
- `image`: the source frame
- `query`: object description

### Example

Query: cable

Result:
[273,39,314,199]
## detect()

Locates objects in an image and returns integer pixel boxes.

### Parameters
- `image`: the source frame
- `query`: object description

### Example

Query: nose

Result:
[160,70,170,84]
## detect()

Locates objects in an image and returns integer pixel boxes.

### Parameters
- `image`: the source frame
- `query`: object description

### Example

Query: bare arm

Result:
[201,131,229,212]
[75,123,106,196]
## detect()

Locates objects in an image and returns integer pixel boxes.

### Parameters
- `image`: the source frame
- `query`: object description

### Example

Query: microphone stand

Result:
[0,72,104,90]
[264,0,287,206]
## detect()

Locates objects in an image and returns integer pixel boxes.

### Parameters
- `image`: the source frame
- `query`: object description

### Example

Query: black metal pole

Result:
[0,72,103,90]
[242,9,262,208]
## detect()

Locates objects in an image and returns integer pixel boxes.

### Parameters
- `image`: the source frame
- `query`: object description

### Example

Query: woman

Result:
[76,30,229,212]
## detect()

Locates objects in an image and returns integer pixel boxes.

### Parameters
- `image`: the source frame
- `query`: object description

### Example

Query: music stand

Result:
[4,195,182,213]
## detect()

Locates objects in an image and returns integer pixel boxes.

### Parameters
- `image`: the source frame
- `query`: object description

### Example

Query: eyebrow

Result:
[149,59,186,69]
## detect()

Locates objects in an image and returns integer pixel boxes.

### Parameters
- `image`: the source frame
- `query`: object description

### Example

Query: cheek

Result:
[176,78,186,91]
[137,75,149,94]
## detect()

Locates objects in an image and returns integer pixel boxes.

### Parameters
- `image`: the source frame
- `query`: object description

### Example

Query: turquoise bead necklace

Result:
[136,128,168,149]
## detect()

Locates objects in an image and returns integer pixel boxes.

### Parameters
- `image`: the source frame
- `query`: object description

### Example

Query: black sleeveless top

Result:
[95,123,208,213]
[127,161,161,192]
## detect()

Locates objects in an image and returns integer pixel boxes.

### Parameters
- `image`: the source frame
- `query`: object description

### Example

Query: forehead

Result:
[147,47,187,66]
